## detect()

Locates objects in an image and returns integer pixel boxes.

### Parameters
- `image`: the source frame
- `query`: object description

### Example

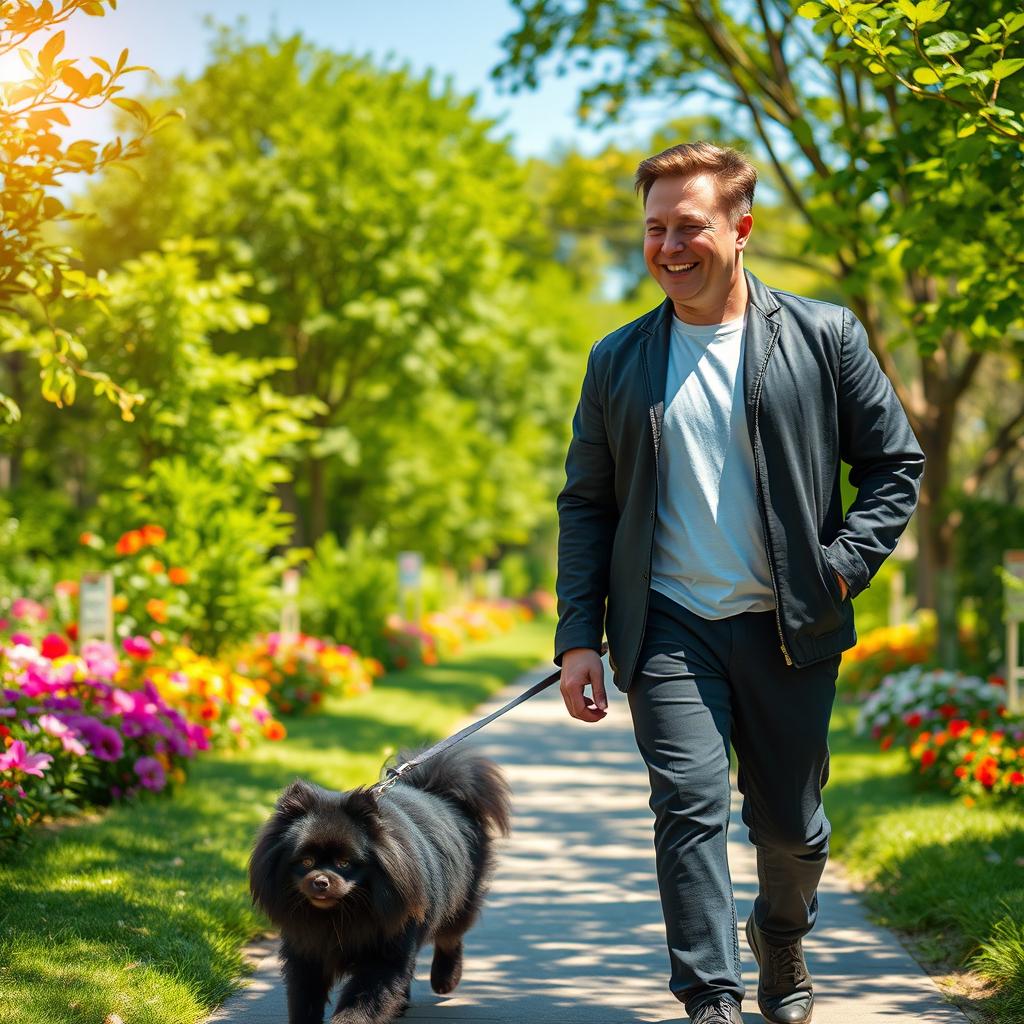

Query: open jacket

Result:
[555,269,925,692]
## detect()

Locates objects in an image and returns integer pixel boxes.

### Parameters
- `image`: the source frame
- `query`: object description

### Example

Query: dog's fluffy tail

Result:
[392,746,512,837]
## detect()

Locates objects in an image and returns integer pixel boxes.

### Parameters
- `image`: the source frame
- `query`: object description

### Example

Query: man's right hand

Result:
[559,647,608,722]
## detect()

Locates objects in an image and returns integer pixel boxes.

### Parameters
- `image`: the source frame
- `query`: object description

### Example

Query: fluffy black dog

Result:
[248,747,511,1024]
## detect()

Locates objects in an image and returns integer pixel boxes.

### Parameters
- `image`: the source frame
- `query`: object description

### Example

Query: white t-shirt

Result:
[650,310,776,619]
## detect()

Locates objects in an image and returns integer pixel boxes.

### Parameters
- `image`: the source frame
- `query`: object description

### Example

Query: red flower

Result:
[115,530,144,556]
[40,633,69,659]
[880,735,894,751]
[1009,772,1024,786]
[920,749,937,768]
[949,720,970,739]
[904,712,923,728]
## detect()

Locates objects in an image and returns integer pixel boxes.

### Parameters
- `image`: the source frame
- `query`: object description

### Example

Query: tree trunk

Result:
[308,455,327,545]
[274,478,307,549]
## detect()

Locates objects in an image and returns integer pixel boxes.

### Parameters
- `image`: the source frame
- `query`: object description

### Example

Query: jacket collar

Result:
[640,268,780,449]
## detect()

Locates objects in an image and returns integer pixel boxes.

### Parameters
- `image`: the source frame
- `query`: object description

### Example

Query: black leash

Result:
[369,642,609,796]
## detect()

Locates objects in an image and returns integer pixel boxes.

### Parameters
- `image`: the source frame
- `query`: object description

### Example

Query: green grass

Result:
[827,701,1024,1022]
[0,618,555,1024]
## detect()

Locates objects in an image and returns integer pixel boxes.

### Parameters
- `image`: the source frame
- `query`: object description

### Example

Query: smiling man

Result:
[554,143,924,1024]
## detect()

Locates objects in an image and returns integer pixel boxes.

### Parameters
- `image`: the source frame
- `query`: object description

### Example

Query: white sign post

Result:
[280,569,301,645]
[1004,551,1024,714]
[398,551,423,622]
[78,571,114,646]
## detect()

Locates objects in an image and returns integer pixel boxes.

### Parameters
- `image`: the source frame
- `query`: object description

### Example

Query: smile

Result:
[664,262,697,273]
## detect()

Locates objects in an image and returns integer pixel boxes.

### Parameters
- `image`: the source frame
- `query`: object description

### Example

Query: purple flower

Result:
[134,756,166,791]
[89,724,124,762]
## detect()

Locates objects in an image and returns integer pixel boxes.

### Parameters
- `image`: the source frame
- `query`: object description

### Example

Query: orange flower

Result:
[199,701,220,721]
[145,598,168,623]
[112,595,129,613]
[263,721,287,741]
[141,524,166,545]
[55,579,79,597]
[116,530,145,556]
[79,531,96,546]
[148,560,166,575]
[168,567,190,585]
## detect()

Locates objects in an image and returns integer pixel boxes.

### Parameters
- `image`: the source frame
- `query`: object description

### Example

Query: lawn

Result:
[827,701,1024,1023]
[0,617,555,1024]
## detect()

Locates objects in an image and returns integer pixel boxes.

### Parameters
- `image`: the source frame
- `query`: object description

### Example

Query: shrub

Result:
[300,529,397,662]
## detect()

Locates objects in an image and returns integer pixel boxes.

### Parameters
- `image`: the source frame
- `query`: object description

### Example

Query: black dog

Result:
[248,747,511,1024]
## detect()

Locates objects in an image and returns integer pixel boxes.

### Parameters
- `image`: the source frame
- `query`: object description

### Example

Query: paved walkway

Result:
[209,663,968,1023]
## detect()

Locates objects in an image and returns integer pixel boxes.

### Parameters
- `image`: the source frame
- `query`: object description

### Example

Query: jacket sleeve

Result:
[823,308,925,598]
[554,344,619,664]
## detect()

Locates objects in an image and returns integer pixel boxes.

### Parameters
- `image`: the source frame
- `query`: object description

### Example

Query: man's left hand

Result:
[835,572,848,601]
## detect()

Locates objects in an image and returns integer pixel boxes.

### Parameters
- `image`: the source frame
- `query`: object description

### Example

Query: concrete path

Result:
[208,663,968,1024]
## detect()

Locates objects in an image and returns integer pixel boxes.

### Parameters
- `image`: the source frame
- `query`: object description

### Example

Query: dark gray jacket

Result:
[555,269,924,691]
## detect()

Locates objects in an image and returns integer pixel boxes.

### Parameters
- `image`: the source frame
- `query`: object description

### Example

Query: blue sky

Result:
[52,0,664,159]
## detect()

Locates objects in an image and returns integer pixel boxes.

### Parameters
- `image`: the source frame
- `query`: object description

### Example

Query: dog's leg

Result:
[280,943,332,1024]
[330,952,416,1024]
[429,933,463,995]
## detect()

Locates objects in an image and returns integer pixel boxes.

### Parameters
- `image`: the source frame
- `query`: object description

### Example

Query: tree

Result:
[72,30,574,567]
[0,0,178,421]
[495,0,1024,649]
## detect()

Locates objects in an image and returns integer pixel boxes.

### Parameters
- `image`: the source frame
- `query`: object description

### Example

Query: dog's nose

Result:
[313,875,330,891]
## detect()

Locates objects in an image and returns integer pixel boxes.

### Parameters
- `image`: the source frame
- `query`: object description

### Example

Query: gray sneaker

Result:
[690,998,743,1024]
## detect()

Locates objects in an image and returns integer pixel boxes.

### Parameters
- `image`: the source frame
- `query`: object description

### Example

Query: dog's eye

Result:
[300,856,314,868]
[335,858,349,869]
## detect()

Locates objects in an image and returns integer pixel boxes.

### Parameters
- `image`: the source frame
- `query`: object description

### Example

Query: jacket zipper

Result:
[750,325,793,667]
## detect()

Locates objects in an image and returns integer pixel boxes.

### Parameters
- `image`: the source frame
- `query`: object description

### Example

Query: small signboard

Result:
[79,571,113,645]
[398,551,424,621]
[1004,551,1024,713]
[280,568,300,645]
[398,551,423,592]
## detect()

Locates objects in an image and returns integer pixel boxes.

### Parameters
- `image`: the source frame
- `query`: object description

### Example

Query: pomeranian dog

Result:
[248,747,511,1024]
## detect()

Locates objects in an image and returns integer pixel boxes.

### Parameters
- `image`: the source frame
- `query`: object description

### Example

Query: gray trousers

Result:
[627,588,839,1015]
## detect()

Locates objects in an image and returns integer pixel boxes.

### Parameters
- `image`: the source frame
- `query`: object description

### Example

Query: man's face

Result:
[642,173,753,322]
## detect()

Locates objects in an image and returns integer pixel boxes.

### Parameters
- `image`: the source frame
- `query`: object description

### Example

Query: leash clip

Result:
[374,760,413,795]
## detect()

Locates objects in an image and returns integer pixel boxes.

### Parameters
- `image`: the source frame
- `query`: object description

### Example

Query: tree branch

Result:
[962,402,1024,496]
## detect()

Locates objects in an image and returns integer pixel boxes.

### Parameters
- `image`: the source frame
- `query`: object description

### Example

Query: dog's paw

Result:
[429,944,463,994]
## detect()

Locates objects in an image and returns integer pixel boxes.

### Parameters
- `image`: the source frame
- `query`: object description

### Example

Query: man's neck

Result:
[671,265,748,326]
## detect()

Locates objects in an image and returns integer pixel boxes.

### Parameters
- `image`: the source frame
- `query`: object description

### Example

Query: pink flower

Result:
[60,734,87,757]
[122,635,154,661]
[11,598,47,623]
[0,739,53,777]
[38,714,70,737]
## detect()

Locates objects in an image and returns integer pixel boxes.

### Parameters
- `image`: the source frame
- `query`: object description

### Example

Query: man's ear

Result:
[735,212,754,252]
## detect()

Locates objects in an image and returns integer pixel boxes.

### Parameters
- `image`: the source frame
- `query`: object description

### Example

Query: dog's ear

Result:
[343,787,379,821]
[276,778,319,817]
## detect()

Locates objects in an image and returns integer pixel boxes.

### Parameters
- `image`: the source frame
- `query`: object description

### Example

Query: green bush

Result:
[300,529,397,660]
[97,457,300,655]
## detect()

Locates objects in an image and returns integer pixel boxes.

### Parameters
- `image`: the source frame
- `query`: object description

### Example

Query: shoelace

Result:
[691,1001,737,1024]
[767,940,808,989]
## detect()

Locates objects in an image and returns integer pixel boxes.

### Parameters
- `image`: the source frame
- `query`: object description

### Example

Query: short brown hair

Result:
[634,142,757,224]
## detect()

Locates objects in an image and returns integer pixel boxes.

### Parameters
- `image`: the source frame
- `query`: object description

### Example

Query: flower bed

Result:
[0,631,289,845]
[856,665,1022,805]
[383,599,533,670]
[230,633,383,716]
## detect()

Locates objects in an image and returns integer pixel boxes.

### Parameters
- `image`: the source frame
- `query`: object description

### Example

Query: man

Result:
[555,142,924,1024]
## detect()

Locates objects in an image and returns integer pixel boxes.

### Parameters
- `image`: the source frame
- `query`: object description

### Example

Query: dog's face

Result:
[286,822,369,911]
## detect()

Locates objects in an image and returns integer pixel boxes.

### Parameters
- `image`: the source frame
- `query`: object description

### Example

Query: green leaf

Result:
[923,30,970,56]
[796,2,825,17]
[912,66,941,84]
[991,58,1024,81]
